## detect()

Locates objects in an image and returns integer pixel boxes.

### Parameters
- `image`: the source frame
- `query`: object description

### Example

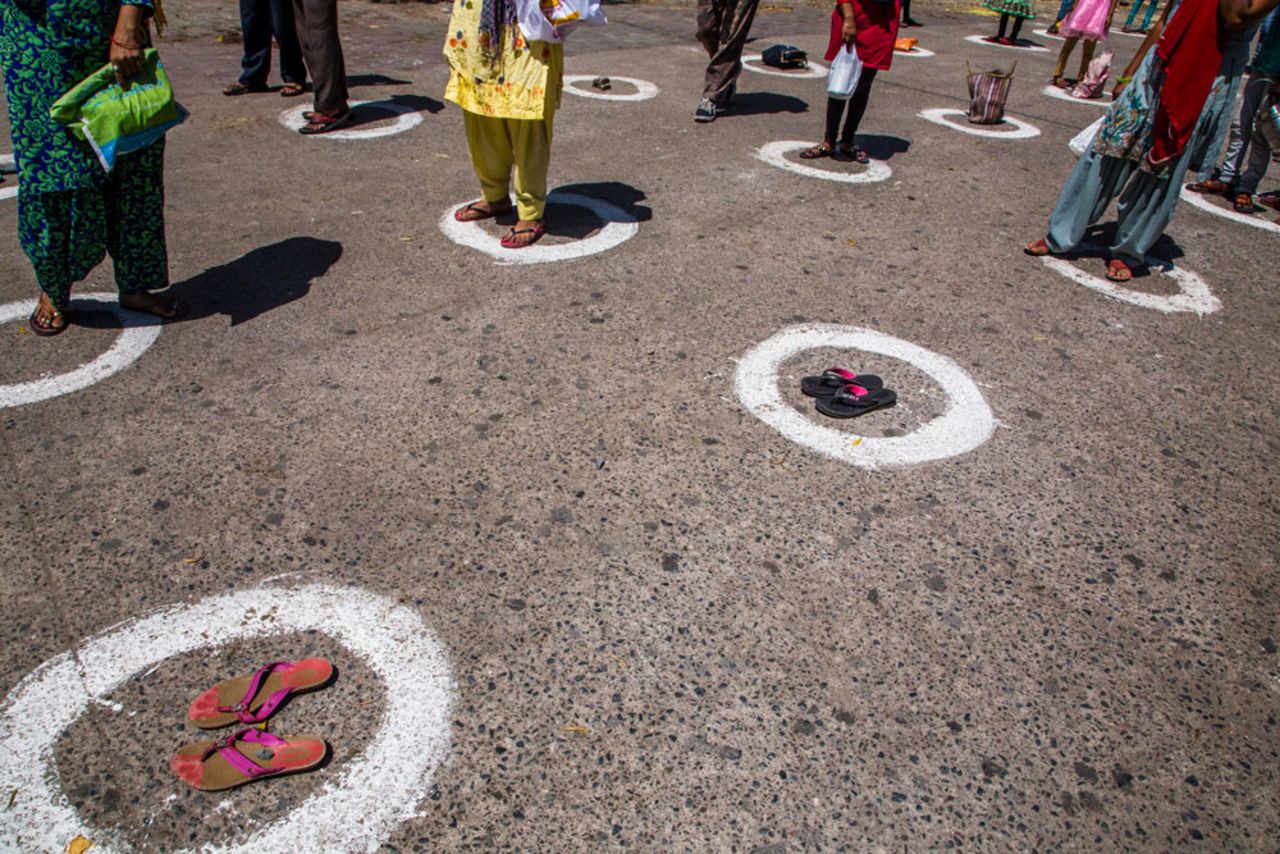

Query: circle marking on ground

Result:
[894,46,936,56]
[439,191,639,265]
[279,99,424,140]
[754,140,893,183]
[1179,186,1280,235]
[1039,247,1220,314]
[1031,27,1065,40]
[964,34,1051,52]
[0,293,163,409]
[918,108,1040,138]
[0,583,455,852]
[563,75,660,101]
[740,52,829,78]
[1040,84,1109,107]
[0,155,16,201]
[734,324,995,469]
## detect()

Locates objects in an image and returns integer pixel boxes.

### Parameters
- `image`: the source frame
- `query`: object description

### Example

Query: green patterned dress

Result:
[983,0,1036,19]
[0,0,168,308]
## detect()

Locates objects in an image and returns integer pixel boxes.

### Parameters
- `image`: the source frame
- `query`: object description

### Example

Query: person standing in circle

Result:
[292,0,351,133]
[445,0,562,249]
[800,0,900,163]
[223,0,307,97]
[694,0,760,121]
[0,0,178,335]
[983,0,1035,44]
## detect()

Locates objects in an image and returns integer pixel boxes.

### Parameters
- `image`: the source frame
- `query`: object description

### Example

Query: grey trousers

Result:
[291,0,348,115]
[1215,70,1276,195]
[696,0,760,104]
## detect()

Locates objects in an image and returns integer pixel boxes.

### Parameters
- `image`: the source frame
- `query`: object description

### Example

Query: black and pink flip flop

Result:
[801,367,883,398]
[814,383,897,419]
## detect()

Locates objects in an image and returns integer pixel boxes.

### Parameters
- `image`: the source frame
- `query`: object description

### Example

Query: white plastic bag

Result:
[826,45,862,101]
[1068,115,1105,157]
[516,0,606,44]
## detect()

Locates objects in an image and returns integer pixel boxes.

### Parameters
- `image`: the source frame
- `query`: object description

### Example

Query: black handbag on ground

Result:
[761,44,808,68]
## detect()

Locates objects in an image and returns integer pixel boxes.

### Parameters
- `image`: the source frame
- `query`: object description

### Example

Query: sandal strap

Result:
[215,661,292,723]
[832,384,870,405]
[202,729,289,778]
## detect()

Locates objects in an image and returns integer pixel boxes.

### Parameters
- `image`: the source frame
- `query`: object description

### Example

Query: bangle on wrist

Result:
[1116,75,1132,83]
[111,34,141,48]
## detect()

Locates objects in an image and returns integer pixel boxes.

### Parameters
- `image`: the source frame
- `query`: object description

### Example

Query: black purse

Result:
[761,44,808,68]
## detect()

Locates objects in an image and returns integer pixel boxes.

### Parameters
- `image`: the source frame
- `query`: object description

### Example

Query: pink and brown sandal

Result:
[187,659,333,729]
[172,729,327,791]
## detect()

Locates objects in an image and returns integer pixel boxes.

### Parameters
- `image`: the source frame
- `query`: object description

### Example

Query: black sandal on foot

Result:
[799,142,834,159]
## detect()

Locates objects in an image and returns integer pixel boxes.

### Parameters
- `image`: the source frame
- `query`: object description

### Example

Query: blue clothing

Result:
[238,0,306,86]
[1124,0,1159,31]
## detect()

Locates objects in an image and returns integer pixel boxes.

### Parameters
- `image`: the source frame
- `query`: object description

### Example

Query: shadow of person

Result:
[170,238,342,326]
[345,73,413,88]
[345,94,446,129]
[486,182,651,240]
[1055,225,1186,278]
[727,92,809,116]
[854,134,911,160]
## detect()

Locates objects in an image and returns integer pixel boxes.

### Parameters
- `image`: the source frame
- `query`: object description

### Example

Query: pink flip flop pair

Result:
[172,658,334,791]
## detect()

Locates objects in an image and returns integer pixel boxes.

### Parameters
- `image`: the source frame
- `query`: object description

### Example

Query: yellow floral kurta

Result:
[443,0,563,120]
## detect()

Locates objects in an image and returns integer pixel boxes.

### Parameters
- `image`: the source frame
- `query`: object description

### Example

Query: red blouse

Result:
[824,0,901,70]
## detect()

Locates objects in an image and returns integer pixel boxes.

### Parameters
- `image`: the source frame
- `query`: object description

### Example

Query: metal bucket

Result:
[1257,100,1280,152]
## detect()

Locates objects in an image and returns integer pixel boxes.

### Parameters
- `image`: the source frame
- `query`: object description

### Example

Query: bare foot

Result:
[1023,237,1053,256]
[29,292,67,336]
[120,292,181,319]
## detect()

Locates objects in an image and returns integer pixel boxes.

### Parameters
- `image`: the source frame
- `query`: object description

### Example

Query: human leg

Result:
[236,0,274,89]
[1140,0,1159,28]
[824,97,843,146]
[1043,151,1137,254]
[509,114,554,223]
[270,0,308,86]
[292,0,348,116]
[1123,0,1147,29]
[1235,126,1274,197]
[996,13,1010,38]
[702,0,760,104]
[1054,37,1078,80]
[1008,16,1025,40]
[105,142,171,305]
[1215,71,1270,186]
[838,67,879,149]
[695,0,722,57]
[463,111,517,208]
[17,188,107,313]
[1076,39,1095,81]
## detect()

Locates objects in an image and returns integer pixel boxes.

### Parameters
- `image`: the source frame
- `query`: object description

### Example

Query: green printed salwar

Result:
[0,0,168,307]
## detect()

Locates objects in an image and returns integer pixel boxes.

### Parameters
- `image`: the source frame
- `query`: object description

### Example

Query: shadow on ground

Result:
[487,182,652,240]
[728,92,809,116]
[855,134,911,160]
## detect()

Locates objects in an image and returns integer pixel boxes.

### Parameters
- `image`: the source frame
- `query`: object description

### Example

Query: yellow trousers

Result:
[463,111,555,221]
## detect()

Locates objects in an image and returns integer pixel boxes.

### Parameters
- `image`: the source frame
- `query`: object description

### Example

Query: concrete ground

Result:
[1,1,1279,850]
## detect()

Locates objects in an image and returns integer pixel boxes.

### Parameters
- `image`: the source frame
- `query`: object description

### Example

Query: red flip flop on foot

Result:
[299,110,355,135]
[500,222,545,249]
[1106,259,1133,282]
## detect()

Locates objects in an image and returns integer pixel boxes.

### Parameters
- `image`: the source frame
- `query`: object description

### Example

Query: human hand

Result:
[842,19,856,44]
[110,8,145,84]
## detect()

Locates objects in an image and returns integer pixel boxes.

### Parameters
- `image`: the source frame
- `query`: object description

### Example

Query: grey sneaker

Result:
[694,97,716,122]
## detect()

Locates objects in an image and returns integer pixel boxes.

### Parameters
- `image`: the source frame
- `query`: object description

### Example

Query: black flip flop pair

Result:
[801,366,897,419]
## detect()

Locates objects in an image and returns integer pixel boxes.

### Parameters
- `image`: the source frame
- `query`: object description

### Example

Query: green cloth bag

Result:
[49,48,186,173]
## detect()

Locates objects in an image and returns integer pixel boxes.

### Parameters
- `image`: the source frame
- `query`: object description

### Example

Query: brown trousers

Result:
[696,0,760,104]
[291,0,349,115]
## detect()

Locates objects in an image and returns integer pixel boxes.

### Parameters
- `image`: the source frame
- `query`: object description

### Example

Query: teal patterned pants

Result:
[17,141,168,309]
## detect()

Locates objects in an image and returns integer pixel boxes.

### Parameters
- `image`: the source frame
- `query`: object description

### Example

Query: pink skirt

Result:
[1060,0,1110,40]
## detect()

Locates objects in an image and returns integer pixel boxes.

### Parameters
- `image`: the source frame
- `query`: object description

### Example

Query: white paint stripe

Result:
[1040,249,1221,314]
[0,182,16,201]
[918,108,1040,138]
[563,75,660,101]
[0,293,162,409]
[754,140,893,184]
[740,53,829,79]
[734,324,995,470]
[279,99,424,140]
[1031,27,1065,41]
[1179,186,1280,235]
[0,153,14,169]
[439,191,638,265]
[964,33,1051,52]
[1040,84,1110,107]
[894,46,936,57]
[0,583,455,853]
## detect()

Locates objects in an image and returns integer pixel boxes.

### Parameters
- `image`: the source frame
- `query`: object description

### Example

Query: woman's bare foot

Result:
[1105,258,1133,282]
[1023,237,1053,256]
[120,292,181,319]
[29,292,67,336]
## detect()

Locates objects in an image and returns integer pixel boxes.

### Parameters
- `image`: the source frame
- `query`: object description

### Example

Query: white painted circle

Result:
[1031,27,1065,40]
[740,52,829,79]
[1179,186,1280,235]
[0,583,455,853]
[563,75,660,101]
[0,293,162,409]
[754,140,892,184]
[1040,247,1220,314]
[439,191,639,265]
[894,46,936,57]
[964,33,1050,52]
[1040,84,1109,107]
[918,108,1041,138]
[734,324,995,469]
[279,99,424,140]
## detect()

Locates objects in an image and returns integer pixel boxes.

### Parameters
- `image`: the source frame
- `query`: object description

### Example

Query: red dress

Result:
[824,0,901,70]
